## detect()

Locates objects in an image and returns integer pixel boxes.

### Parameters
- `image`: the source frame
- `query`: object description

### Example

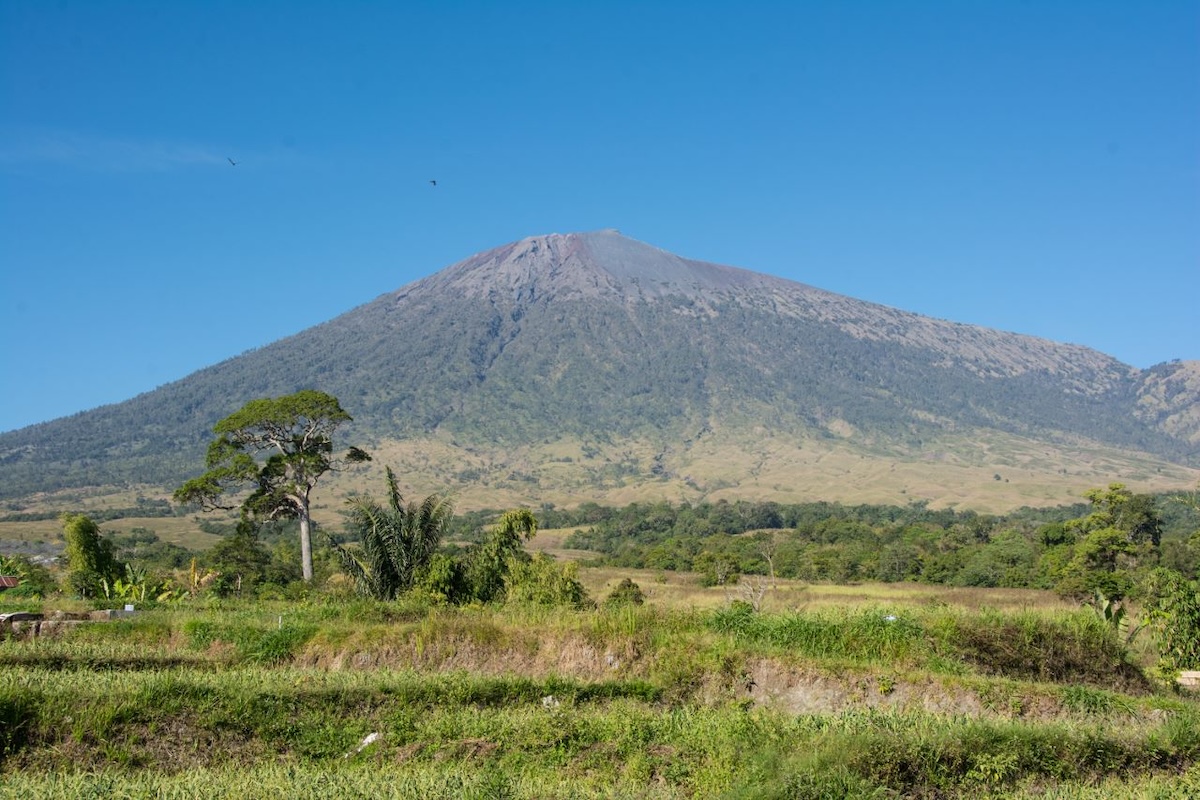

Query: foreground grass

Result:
[3,684,1198,798]
[2,598,1198,798]
[5,766,1200,800]
[0,600,1154,690]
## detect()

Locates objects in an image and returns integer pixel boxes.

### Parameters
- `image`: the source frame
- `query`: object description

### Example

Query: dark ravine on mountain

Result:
[1,229,1197,508]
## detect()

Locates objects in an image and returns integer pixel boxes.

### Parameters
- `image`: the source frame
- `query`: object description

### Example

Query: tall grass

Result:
[709,604,928,665]
[0,601,1157,692]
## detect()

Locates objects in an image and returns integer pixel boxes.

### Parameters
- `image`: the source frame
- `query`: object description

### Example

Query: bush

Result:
[62,513,122,599]
[947,610,1148,691]
[709,601,757,636]
[0,554,58,599]
[414,553,471,604]
[504,554,591,609]
[603,578,645,607]
[1143,568,1200,674]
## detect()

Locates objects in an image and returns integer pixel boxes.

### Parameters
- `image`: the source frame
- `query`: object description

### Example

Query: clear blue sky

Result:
[2,1,1197,433]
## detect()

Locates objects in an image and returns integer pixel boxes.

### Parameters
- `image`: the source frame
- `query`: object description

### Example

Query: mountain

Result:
[1,230,1197,511]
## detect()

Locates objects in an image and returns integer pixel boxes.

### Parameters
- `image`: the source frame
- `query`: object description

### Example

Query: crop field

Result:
[3,588,1199,799]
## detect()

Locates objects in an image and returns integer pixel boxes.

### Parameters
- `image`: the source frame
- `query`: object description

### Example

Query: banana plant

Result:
[101,563,163,604]
[1088,588,1144,647]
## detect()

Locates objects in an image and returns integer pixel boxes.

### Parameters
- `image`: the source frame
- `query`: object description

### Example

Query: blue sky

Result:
[2,0,1197,433]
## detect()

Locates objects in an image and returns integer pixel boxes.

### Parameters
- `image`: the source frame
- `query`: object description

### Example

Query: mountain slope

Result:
[0,230,1196,509]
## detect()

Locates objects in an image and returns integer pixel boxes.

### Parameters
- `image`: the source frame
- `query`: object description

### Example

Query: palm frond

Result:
[334,471,453,600]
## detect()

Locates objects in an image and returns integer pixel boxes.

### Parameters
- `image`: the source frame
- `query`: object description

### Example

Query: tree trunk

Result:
[299,496,314,582]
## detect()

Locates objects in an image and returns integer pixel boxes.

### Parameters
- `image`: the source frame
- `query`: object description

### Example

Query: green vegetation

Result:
[330,466,454,600]
[466,508,540,604]
[2,600,1199,798]
[174,390,372,582]
[560,486,1199,598]
[0,553,55,598]
[3,478,1199,796]
[603,577,646,607]
[0,497,174,524]
[61,512,122,599]
[1143,568,1200,675]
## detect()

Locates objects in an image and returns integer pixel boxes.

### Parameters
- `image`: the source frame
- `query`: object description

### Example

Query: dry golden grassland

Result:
[4,419,1197,551]
[0,516,221,551]
[527,527,1076,614]
[575,566,1079,614]
[322,424,1200,513]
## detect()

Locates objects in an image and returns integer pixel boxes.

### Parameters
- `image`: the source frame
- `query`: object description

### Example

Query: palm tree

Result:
[332,467,454,600]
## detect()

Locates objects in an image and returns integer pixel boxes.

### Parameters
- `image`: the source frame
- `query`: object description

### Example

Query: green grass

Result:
[2,599,1198,798]
[6,764,1199,800]
[2,691,1198,798]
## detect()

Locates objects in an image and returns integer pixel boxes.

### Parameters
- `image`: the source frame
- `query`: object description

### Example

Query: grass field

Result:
[528,527,1079,615]
[0,515,223,551]
[2,590,1198,798]
[2,495,1198,797]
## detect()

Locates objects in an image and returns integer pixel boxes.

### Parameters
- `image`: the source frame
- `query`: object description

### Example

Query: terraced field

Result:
[2,590,1198,799]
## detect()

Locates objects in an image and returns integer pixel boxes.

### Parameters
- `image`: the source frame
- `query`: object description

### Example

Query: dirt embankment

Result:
[294,633,1156,723]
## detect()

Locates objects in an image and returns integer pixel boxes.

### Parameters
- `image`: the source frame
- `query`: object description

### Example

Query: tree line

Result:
[558,487,1198,598]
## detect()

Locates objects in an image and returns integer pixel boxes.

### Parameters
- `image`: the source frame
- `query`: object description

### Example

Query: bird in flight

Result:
[429,179,437,186]
[228,157,238,166]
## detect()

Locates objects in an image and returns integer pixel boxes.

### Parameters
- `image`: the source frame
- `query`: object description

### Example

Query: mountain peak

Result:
[406,229,773,303]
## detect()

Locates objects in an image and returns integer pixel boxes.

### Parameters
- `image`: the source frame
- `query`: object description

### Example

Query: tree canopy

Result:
[174,390,370,581]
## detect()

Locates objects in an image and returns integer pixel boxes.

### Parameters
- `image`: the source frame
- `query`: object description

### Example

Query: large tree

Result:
[174,390,370,581]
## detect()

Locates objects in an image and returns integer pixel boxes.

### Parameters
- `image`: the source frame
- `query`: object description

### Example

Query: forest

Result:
[552,489,1200,597]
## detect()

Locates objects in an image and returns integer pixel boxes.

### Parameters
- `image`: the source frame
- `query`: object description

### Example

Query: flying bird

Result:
[429,179,436,186]
[228,157,238,166]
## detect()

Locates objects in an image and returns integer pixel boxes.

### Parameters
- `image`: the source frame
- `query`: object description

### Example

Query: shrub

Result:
[62,513,121,599]
[504,554,591,609]
[1142,568,1200,674]
[947,610,1148,691]
[414,553,471,605]
[0,554,58,598]
[603,578,646,607]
